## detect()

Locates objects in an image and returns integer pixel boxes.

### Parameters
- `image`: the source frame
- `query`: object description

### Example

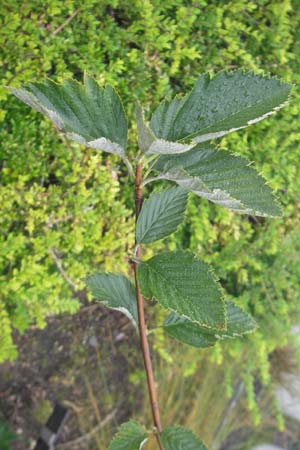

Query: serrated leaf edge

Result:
[108,420,148,450]
[140,251,227,330]
[160,425,208,450]
[136,186,188,244]
[150,69,292,144]
[154,150,282,218]
[9,75,128,157]
[193,99,290,143]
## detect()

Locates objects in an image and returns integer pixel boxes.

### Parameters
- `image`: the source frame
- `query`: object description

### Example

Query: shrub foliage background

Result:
[1,0,300,428]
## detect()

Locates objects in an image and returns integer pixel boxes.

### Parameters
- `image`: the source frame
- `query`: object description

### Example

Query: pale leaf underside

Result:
[150,70,291,146]
[153,144,281,217]
[147,139,193,155]
[138,251,226,329]
[160,426,208,450]
[85,273,138,325]
[164,301,257,348]
[10,76,128,157]
[136,186,188,244]
[108,421,148,450]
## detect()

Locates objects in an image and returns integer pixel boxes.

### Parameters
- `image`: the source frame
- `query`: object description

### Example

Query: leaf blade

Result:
[163,301,257,348]
[85,273,138,325]
[153,145,281,217]
[160,426,208,450]
[150,70,291,143]
[10,76,128,157]
[136,187,188,244]
[218,301,258,338]
[108,421,148,450]
[138,251,226,328]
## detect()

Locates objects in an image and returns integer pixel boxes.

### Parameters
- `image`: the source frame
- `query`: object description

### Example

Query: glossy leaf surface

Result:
[150,70,291,145]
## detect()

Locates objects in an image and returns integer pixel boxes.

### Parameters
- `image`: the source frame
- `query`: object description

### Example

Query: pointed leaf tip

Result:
[136,187,188,244]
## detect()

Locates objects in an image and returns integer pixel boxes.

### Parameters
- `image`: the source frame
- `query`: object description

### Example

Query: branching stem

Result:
[133,161,164,450]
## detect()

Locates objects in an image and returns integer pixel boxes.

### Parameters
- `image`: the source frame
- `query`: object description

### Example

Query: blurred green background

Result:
[1,1,300,449]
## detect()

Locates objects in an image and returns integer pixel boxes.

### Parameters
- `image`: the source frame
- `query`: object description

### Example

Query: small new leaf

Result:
[153,145,281,217]
[138,251,226,329]
[164,301,257,348]
[160,426,208,450]
[136,187,188,244]
[85,273,138,325]
[150,70,291,144]
[136,103,155,153]
[108,421,148,450]
[10,75,128,157]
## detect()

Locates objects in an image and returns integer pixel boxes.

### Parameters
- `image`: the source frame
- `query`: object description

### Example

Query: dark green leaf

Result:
[218,301,258,338]
[160,426,208,450]
[163,313,218,348]
[138,251,225,329]
[164,301,257,348]
[108,421,148,450]
[85,273,137,325]
[150,70,291,145]
[10,75,128,157]
[0,421,16,450]
[153,145,281,217]
[136,187,188,244]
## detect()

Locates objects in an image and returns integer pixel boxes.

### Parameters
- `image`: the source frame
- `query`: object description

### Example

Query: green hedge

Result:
[1,0,300,403]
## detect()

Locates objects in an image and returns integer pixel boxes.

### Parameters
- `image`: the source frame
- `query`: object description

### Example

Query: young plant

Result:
[10,70,291,449]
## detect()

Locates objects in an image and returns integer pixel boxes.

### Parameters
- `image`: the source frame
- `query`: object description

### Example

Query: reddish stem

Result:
[133,162,164,450]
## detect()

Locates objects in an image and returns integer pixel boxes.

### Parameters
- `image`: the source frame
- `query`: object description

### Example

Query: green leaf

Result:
[136,187,188,244]
[136,103,155,153]
[0,420,16,450]
[85,273,138,325]
[10,75,128,157]
[150,70,291,146]
[153,145,281,217]
[160,426,208,450]
[108,421,148,450]
[138,251,225,328]
[219,301,258,338]
[163,314,218,348]
[163,301,257,348]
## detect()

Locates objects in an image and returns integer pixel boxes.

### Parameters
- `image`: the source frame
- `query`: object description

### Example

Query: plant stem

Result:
[133,161,164,450]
